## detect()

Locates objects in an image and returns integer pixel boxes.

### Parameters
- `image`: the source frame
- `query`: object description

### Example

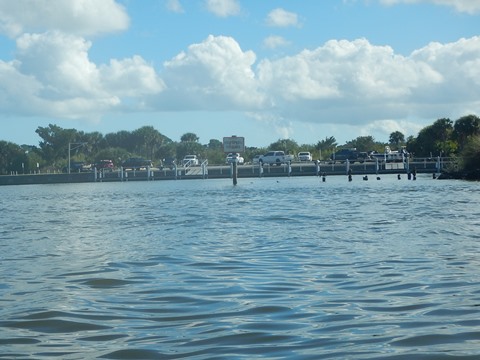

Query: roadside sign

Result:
[223,136,245,153]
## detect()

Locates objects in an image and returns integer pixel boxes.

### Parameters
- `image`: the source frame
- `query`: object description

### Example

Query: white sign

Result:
[223,136,245,153]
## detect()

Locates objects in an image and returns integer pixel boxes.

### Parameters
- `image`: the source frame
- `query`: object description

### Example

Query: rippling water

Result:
[1,174,480,359]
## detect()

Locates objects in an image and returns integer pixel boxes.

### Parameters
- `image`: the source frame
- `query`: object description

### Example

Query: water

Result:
[1,175,479,359]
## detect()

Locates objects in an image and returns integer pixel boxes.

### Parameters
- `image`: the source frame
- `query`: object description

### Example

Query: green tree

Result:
[244,146,267,164]
[105,130,136,153]
[205,139,225,165]
[156,142,178,164]
[207,139,223,149]
[268,138,299,155]
[316,136,337,151]
[453,114,480,151]
[35,124,79,168]
[80,131,105,162]
[0,141,29,174]
[177,132,203,161]
[460,135,480,172]
[133,126,170,161]
[409,118,454,157]
[389,131,405,148]
[344,136,378,152]
[180,132,200,143]
[315,136,337,160]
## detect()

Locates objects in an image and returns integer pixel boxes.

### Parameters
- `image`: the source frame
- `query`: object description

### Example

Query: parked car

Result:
[252,155,261,164]
[298,152,312,162]
[357,152,371,163]
[183,155,199,166]
[64,161,92,173]
[226,153,245,164]
[122,157,153,170]
[94,159,114,171]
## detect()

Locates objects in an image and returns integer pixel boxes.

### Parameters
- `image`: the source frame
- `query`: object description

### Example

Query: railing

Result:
[182,159,209,179]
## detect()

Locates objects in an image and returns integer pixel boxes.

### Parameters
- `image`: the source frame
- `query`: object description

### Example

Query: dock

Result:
[0,159,445,186]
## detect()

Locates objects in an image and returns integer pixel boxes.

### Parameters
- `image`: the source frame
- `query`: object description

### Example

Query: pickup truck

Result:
[259,151,294,166]
[183,155,199,166]
[330,149,370,163]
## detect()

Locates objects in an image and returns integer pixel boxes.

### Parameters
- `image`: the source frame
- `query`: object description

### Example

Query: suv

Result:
[183,155,199,166]
[330,149,359,163]
[298,152,312,161]
[122,157,153,170]
[65,161,91,173]
[95,159,114,171]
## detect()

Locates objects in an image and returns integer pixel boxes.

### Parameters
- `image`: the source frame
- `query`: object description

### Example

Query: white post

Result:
[203,162,208,179]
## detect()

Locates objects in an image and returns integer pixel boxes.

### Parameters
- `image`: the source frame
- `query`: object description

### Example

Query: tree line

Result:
[1,114,479,175]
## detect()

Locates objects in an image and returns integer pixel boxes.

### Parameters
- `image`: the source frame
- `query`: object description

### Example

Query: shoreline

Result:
[0,161,444,186]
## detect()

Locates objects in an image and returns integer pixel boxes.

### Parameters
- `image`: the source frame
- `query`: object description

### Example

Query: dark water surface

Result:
[1,175,479,359]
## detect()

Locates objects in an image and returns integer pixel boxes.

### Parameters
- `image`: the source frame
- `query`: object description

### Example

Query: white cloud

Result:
[205,0,241,17]
[263,36,290,49]
[265,8,299,27]
[166,0,184,13]
[160,35,267,110]
[379,0,480,14]
[258,38,440,104]
[0,30,162,119]
[254,36,479,137]
[2,28,479,140]
[0,0,129,38]
[16,32,101,98]
[363,119,424,141]
[100,56,165,98]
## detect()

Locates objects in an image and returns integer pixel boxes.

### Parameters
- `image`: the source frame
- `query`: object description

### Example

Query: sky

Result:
[0,0,479,148]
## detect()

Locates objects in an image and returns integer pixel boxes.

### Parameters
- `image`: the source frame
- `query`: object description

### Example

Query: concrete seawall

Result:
[0,161,441,186]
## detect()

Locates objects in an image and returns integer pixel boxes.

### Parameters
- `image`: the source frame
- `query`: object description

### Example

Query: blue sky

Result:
[1,0,479,148]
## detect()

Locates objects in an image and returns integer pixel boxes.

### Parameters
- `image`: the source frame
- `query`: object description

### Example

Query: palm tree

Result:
[389,131,405,148]
[180,132,199,143]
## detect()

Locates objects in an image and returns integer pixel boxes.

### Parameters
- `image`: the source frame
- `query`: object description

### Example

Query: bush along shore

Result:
[438,169,480,181]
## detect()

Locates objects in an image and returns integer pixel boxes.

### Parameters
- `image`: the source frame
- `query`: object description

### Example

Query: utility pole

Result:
[68,142,87,174]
